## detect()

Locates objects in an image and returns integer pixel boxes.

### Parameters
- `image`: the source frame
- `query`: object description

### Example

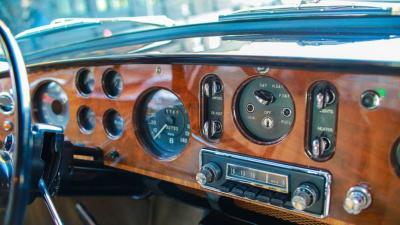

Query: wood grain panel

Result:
[0,63,399,225]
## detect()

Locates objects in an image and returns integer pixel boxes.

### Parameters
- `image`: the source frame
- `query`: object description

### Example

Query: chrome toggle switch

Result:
[311,136,331,158]
[315,88,336,110]
[343,184,372,215]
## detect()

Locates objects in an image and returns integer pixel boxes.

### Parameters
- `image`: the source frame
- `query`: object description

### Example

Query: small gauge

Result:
[75,68,95,96]
[136,88,190,160]
[103,109,124,139]
[33,81,70,128]
[77,106,96,133]
[102,69,123,98]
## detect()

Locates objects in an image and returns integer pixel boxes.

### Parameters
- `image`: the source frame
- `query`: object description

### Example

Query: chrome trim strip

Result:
[198,148,332,219]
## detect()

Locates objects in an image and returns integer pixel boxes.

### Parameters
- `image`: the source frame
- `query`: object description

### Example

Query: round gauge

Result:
[136,88,190,160]
[76,68,95,96]
[234,76,295,145]
[33,81,70,129]
[102,69,123,98]
[103,109,124,139]
[77,106,96,133]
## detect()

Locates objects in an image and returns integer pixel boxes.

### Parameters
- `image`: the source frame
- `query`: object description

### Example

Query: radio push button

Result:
[244,187,260,200]
[271,193,288,207]
[256,190,273,203]
[217,182,235,192]
[231,185,247,197]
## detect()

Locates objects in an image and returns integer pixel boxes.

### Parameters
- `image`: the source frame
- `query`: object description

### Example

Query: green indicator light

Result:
[376,88,386,97]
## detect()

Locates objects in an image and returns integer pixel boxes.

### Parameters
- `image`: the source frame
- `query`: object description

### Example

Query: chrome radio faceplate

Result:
[197,148,332,218]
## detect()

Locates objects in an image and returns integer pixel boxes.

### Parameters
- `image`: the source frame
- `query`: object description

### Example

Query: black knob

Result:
[254,89,275,105]
[195,162,222,185]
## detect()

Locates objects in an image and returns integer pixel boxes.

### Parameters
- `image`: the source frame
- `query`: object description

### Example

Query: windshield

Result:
[1,0,399,65]
[3,0,398,34]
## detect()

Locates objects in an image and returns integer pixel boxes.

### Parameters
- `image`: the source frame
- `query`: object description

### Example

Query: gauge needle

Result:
[153,124,168,139]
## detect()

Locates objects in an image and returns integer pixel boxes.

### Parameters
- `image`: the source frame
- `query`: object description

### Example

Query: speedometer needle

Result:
[153,124,168,139]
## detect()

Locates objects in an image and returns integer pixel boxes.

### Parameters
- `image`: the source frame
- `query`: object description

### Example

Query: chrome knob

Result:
[343,185,372,215]
[196,162,222,185]
[291,183,319,211]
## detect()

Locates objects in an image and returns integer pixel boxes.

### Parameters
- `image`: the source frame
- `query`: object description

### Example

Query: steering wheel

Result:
[0,20,33,225]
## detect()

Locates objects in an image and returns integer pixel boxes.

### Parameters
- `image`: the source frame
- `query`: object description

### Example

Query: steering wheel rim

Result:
[0,20,33,225]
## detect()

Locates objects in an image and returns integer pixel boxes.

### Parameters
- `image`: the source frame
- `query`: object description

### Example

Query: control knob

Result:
[254,89,275,105]
[343,184,372,215]
[291,183,320,211]
[196,162,222,185]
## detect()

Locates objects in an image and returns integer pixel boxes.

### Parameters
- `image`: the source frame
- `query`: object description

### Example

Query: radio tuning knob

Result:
[343,184,372,215]
[291,183,319,211]
[196,162,222,185]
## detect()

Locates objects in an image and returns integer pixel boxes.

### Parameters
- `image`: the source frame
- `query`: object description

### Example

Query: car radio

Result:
[196,149,331,218]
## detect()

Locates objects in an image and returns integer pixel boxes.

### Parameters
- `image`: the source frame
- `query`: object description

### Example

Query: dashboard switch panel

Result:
[201,74,224,141]
[306,81,338,161]
[198,149,332,218]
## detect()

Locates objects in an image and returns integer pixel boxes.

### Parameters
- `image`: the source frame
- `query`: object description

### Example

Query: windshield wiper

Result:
[16,16,174,39]
[219,1,399,22]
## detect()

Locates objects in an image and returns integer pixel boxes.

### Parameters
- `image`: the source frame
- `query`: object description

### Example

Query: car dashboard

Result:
[0,53,399,225]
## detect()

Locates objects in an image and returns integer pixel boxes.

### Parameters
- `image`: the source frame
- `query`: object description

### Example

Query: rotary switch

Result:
[196,162,222,185]
[254,89,275,105]
[291,183,320,211]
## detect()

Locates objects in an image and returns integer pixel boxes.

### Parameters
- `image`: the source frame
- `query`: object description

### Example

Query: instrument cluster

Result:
[31,67,315,160]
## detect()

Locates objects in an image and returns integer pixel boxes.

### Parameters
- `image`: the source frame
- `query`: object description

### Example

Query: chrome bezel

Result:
[0,92,14,115]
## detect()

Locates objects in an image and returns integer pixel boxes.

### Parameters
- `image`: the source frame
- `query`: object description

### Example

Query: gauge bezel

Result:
[32,80,70,128]
[232,75,296,145]
[101,68,123,99]
[102,109,124,140]
[134,87,191,161]
[75,68,94,97]
[77,105,96,134]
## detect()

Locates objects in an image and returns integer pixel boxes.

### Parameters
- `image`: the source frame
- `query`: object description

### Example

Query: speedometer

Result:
[135,88,190,160]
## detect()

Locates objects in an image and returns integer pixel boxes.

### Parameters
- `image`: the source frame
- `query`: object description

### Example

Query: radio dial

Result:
[196,162,222,185]
[291,183,319,211]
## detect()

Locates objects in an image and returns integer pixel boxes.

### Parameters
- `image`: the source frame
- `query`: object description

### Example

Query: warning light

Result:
[376,88,386,98]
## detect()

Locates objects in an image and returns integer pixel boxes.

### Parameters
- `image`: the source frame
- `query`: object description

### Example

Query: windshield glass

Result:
[0,0,399,65]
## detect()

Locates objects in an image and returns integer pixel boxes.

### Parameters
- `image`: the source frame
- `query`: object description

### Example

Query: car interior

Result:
[0,0,399,224]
